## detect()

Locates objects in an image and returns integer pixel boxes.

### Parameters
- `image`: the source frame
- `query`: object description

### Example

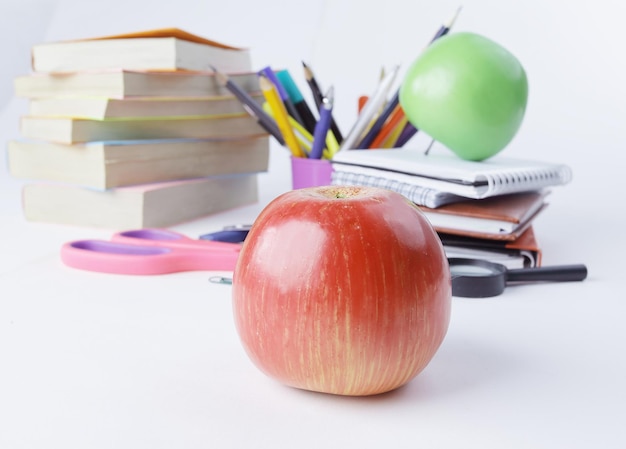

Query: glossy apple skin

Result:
[400,32,529,161]
[232,186,451,396]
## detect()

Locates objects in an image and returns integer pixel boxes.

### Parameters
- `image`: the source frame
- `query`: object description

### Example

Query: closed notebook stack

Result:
[418,190,549,241]
[331,148,572,206]
[331,147,574,266]
[440,226,543,269]
[9,28,269,228]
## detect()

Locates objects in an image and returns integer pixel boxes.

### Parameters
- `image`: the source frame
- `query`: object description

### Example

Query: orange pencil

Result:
[357,95,369,113]
[368,105,405,149]
[382,116,408,148]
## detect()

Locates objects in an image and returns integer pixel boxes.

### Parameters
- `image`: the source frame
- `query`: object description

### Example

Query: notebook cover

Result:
[420,191,548,224]
[439,226,543,266]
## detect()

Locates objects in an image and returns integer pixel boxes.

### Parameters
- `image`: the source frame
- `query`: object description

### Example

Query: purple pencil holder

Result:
[290,156,333,190]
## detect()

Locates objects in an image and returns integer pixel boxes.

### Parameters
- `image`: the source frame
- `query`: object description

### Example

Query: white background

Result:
[1,1,625,448]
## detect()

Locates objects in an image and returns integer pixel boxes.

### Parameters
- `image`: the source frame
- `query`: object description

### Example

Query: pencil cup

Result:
[290,156,333,190]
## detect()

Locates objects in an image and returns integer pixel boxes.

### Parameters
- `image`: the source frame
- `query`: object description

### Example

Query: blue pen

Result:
[310,86,334,159]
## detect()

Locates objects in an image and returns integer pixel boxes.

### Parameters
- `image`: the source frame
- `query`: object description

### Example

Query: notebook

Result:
[418,191,548,241]
[331,149,572,201]
[439,226,543,269]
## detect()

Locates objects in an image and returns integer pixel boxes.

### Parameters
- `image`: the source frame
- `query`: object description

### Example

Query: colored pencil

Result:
[262,102,313,154]
[310,87,334,159]
[302,61,344,144]
[302,61,324,108]
[258,66,304,128]
[395,121,419,147]
[431,5,463,42]
[211,66,284,145]
[241,103,285,145]
[338,65,399,151]
[368,104,405,149]
[382,116,408,148]
[276,70,318,134]
[259,74,305,158]
[355,7,463,149]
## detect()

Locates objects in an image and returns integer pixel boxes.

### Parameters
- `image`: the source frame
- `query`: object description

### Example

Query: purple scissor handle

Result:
[61,228,241,275]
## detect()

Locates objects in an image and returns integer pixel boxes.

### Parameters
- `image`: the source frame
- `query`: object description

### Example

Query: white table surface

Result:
[1,140,625,449]
[2,1,626,447]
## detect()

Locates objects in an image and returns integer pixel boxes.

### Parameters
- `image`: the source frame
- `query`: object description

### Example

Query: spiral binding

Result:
[483,166,573,197]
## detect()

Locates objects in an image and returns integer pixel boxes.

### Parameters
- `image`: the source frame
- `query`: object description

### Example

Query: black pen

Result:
[302,61,344,144]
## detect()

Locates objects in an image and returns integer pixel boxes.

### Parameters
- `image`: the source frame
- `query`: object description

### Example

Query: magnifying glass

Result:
[449,258,588,298]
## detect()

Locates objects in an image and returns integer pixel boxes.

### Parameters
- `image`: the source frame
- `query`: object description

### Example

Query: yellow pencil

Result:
[259,75,304,158]
[262,102,313,153]
[383,116,408,148]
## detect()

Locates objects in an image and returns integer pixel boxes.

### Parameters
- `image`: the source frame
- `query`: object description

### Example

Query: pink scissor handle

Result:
[111,228,240,252]
[61,239,240,275]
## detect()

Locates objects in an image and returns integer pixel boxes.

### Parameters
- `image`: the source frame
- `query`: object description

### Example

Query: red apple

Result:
[232,186,451,396]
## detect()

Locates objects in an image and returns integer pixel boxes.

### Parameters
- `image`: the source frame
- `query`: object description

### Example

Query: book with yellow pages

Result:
[22,174,259,229]
[30,28,251,73]
[8,137,270,189]
[19,114,266,144]
[14,70,259,99]
[26,93,264,119]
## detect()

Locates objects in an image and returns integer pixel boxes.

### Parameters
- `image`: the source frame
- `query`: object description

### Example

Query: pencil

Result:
[382,116,408,148]
[356,7,462,149]
[258,66,305,128]
[302,61,324,108]
[431,5,463,42]
[394,121,419,147]
[262,102,313,154]
[310,86,334,159]
[368,104,405,149]
[211,65,284,145]
[276,70,318,134]
[242,103,285,146]
[302,61,344,144]
[338,65,399,151]
[259,74,305,158]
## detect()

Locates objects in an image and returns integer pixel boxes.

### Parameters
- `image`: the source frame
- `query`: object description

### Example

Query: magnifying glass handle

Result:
[506,264,588,283]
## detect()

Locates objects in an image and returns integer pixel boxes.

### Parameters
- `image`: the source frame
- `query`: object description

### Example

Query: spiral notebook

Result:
[331,149,572,205]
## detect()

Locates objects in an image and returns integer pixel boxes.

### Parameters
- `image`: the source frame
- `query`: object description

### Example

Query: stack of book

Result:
[331,148,574,268]
[8,28,270,229]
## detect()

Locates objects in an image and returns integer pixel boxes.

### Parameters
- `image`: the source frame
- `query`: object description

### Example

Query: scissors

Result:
[199,224,251,244]
[61,228,241,275]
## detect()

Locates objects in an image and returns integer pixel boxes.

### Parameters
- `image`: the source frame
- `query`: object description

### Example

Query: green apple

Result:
[399,32,528,161]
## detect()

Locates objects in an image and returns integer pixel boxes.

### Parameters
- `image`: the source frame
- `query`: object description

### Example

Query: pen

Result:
[355,7,462,149]
[310,86,334,159]
[258,66,305,128]
[276,69,318,134]
[302,61,344,144]
[338,65,399,151]
[211,65,284,145]
[259,74,305,158]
